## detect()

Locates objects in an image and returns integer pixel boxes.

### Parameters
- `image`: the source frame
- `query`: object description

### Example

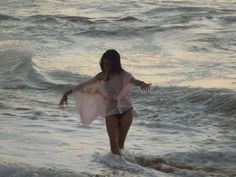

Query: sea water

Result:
[0,0,236,176]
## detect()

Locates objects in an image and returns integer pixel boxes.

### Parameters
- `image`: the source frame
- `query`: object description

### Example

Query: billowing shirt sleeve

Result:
[71,78,107,126]
[125,71,135,85]
[72,78,99,93]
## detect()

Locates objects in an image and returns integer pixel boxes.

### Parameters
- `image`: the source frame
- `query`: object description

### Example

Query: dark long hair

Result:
[99,49,123,74]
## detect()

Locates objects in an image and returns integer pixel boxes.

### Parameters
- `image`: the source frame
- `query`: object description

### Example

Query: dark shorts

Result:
[113,108,133,119]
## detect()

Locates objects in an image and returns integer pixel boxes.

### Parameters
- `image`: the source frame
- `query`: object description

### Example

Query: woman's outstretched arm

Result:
[130,78,152,91]
[59,72,104,107]
[59,88,72,106]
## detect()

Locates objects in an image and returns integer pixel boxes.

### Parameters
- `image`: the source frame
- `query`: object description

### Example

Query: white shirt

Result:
[72,70,134,126]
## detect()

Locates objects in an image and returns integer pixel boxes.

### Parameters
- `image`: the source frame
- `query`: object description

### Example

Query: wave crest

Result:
[0,13,19,21]
[26,14,95,24]
[0,48,77,90]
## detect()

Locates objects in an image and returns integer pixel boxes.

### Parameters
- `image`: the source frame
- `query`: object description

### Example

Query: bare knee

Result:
[105,116,121,155]
[118,110,133,149]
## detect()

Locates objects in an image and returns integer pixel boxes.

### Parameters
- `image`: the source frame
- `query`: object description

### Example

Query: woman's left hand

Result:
[140,82,152,91]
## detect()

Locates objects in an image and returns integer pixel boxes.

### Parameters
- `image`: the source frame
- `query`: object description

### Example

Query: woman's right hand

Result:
[59,89,72,107]
[59,95,68,107]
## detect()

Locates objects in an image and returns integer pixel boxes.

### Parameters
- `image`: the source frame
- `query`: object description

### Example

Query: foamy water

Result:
[0,0,236,176]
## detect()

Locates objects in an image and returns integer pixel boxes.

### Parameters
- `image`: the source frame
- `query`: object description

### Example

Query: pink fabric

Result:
[71,70,134,126]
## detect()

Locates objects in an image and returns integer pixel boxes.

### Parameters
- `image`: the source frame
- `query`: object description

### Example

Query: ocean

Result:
[0,0,236,176]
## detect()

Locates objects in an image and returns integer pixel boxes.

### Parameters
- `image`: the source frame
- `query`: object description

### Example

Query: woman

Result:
[59,49,151,155]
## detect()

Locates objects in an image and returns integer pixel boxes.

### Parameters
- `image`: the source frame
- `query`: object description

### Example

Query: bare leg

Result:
[118,110,133,150]
[105,115,121,155]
